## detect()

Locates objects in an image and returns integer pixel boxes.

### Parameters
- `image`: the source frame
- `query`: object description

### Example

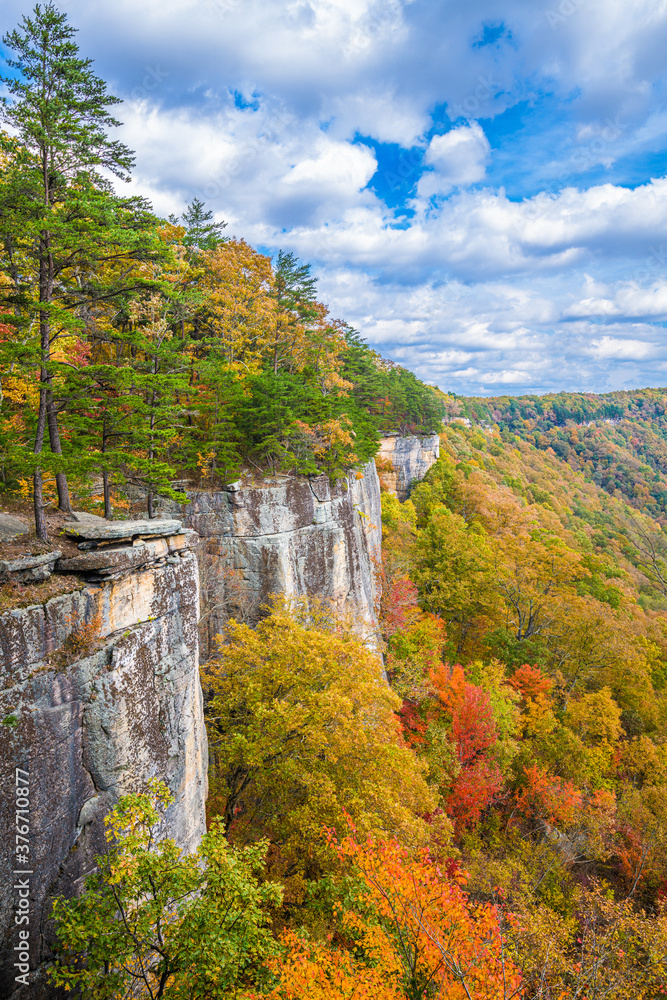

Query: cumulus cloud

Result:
[417,124,491,197]
[3,0,667,393]
[585,336,657,360]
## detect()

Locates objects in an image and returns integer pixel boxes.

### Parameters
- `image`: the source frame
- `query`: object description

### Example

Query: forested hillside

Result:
[49,416,667,999]
[5,6,667,1000]
[443,388,667,520]
[0,4,440,538]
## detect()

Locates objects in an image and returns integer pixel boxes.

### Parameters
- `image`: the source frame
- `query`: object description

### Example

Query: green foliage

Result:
[444,386,667,519]
[49,781,282,999]
[341,328,444,435]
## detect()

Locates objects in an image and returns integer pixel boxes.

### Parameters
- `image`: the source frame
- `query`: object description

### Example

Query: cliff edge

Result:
[0,521,206,999]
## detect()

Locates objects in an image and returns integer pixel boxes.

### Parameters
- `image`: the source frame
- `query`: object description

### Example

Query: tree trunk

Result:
[102,470,112,520]
[101,421,113,519]
[33,377,48,542]
[147,490,154,519]
[33,470,47,542]
[40,226,72,513]
[47,389,72,513]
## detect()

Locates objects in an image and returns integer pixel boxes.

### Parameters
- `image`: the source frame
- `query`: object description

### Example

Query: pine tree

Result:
[270,250,318,375]
[180,198,228,253]
[0,3,143,537]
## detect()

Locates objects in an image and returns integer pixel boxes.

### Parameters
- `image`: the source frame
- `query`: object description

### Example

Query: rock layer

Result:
[0,530,206,999]
[377,434,440,500]
[183,460,382,656]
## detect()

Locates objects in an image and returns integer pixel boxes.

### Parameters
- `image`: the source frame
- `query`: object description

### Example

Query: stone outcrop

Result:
[61,517,183,546]
[182,459,382,656]
[0,553,62,585]
[0,515,29,543]
[377,434,440,500]
[0,445,411,997]
[0,524,206,999]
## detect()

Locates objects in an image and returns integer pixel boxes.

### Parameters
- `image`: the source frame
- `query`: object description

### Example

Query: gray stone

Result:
[0,551,61,574]
[58,545,153,577]
[77,794,102,828]
[61,517,183,542]
[224,480,242,492]
[309,475,331,502]
[0,546,207,997]
[376,434,440,500]
[57,536,190,581]
[0,550,62,583]
[68,510,108,524]
[184,460,382,657]
[0,513,29,542]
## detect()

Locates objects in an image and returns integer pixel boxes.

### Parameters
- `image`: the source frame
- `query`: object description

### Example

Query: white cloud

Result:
[417,124,490,197]
[282,139,376,194]
[325,91,428,146]
[585,336,657,361]
[4,0,667,393]
[481,369,534,384]
[565,281,667,319]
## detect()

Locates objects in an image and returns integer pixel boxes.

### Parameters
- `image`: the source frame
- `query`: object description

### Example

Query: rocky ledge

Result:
[377,434,440,500]
[0,517,207,1000]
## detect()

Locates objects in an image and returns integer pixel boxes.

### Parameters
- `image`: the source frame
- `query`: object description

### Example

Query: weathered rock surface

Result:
[0,552,61,584]
[0,450,403,997]
[183,460,382,656]
[0,531,206,999]
[67,511,108,524]
[0,515,29,543]
[56,533,191,581]
[61,518,183,543]
[377,434,440,500]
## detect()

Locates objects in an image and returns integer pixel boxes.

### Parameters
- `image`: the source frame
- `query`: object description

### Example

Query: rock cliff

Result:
[377,434,440,500]
[0,443,423,997]
[183,459,382,657]
[0,524,206,999]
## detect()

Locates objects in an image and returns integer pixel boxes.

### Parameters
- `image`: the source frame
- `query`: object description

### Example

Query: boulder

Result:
[0,514,29,542]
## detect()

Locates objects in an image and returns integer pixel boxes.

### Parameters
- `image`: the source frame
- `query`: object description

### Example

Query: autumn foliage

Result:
[266,827,522,1000]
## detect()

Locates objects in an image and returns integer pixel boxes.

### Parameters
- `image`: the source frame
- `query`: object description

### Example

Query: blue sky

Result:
[4,0,667,396]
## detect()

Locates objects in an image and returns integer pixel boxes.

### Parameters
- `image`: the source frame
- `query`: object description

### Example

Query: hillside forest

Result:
[4,6,667,1000]
[0,5,440,538]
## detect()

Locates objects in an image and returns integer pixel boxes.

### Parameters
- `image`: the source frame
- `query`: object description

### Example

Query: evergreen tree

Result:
[0,3,149,536]
[180,198,227,253]
[270,250,318,374]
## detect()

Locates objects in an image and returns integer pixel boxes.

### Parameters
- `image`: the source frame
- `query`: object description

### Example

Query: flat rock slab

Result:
[57,546,154,576]
[0,514,29,542]
[0,550,62,583]
[61,518,183,542]
[0,551,62,573]
[68,511,108,524]
[57,534,188,578]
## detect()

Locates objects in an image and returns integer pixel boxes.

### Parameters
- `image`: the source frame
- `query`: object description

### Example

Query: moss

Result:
[0,574,85,612]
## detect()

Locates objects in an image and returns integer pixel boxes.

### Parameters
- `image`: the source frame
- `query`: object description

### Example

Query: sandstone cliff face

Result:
[183,459,382,657]
[0,531,206,999]
[377,434,440,500]
[0,449,403,997]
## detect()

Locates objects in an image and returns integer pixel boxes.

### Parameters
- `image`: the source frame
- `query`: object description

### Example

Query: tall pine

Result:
[0,3,150,537]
